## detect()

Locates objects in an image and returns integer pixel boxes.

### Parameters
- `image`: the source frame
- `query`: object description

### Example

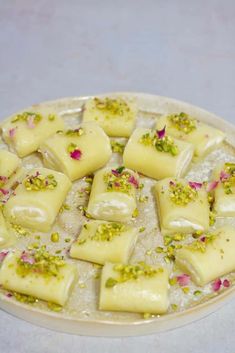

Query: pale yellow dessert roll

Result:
[86,167,139,222]
[123,127,194,179]
[156,112,225,158]
[99,262,169,314]
[83,97,137,137]
[0,250,77,305]
[70,220,138,265]
[155,178,210,235]
[175,226,235,286]
[211,162,235,217]
[39,122,112,181]
[1,110,64,157]
[3,167,71,232]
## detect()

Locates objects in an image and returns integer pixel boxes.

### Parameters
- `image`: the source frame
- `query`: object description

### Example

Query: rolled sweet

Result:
[0,249,77,305]
[99,262,169,314]
[39,122,112,181]
[155,178,210,235]
[156,113,225,158]
[211,162,235,217]
[86,167,139,222]
[1,110,64,157]
[3,167,71,232]
[0,150,20,179]
[83,97,137,137]
[123,127,194,179]
[175,226,235,286]
[70,220,138,265]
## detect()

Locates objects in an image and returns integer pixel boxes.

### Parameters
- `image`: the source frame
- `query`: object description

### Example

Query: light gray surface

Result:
[0,0,235,352]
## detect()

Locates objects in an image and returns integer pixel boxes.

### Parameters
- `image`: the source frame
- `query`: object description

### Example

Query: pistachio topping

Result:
[13,292,38,304]
[77,222,125,245]
[103,167,138,194]
[16,247,65,278]
[24,173,57,191]
[221,162,235,194]
[139,130,179,156]
[93,97,131,118]
[187,232,217,253]
[105,262,163,288]
[48,114,56,121]
[11,111,42,124]
[11,223,29,237]
[51,232,60,243]
[47,302,63,312]
[168,112,197,134]
[169,181,198,206]
[111,140,125,154]
[65,127,84,136]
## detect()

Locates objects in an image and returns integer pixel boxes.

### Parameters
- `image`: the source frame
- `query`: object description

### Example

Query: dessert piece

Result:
[123,127,194,179]
[0,248,77,305]
[3,168,71,232]
[1,110,64,157]
[83,97,137,137]
[175,226,235,286]
[70,220,138,265]
[156,112,225,158]
[99,262,169,314]
[211,162,235,217]
[39,122,112,181]
[86,167,139,222]
[155,178,209,235]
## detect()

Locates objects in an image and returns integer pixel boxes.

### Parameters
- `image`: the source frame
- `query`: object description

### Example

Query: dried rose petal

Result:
[0,188,9,195]
[20,251,35,265]
[0,176,8,183]
[176,274,190,286]
[220,170,230,182]
[189,181,202,190]
[223,279,230,288]
[212,278,222,292]
[9,128,16,138]
[200,236,206,242]
[169,180,176,186]
[0,251,8,262]
[128,175,139,188]
[114,182,120,187]
[111,169,120,177]
[70,149,82,160]
[27,115,35,129]
[156,126,166,139]
[6,293,12,298]
[207,181,219,192]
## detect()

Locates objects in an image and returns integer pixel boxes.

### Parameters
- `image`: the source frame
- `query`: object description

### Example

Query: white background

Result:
[0,1,235,352]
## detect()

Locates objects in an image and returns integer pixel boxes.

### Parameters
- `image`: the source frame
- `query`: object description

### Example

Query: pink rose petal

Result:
[207,180,219,192]
[20,251,35,265]
[128,175,139,188]
[220,170,230,182]
[111,169,120,177]
[9,128,16,138]
[6,293,12,298]
[27,115,35,129]
[0,188,9,195]
[169,180,176,186]
[114,182,120,187]
[176,274,190,286]
[200,236,206,242]
[0,251,8,262]
[156,126,166,139]
[0,176,8,184]
[189,181,202,190]
[223,279,230,288]
[70,149,82,160]
[212,278,222,292]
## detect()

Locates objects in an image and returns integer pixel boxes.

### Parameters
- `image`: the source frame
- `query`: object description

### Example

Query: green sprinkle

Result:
[51,232,60,243]
[168,112,197,134]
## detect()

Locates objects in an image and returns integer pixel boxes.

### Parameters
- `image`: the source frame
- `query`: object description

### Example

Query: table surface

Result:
[0,0,235,352]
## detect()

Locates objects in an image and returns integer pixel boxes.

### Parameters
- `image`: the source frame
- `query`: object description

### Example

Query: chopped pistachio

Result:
[139,130,179,156]
[11,223,29,237]
[194,290,202,296]
[78,222,125,244]
[111,140,125,154]
[169,277,177,286]
[139,226,146,233]
[105,277,118,288]
[169,182,198,206]
[60,203,70,213]
[65,128,84,136]
[13,292,38,304]
[11,111,42,124]
[171,303,178,311]
[51,232,60,243]
[132,208,139,218]
[24,173,57,191]
[143,312,152,319]
[64,238,71,243]
[94,97,131,118]
[145,249,152,256]
[138,195,149,203]
[47,302,63,312]
[104,168,136,194]
[48,114,56,121]
[168,112,197,134]
[182,287,190,294]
